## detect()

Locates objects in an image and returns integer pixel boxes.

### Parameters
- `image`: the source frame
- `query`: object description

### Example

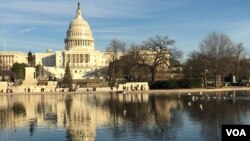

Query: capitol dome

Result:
[64,2,95,51]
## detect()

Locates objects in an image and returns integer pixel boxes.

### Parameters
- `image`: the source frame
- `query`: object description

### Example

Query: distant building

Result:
[0,51,27,70]
[138,49,170,71]
[34,3,110,79]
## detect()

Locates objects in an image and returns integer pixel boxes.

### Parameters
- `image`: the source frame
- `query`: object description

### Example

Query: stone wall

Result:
[0,82,8,93]
[118,82,149,91]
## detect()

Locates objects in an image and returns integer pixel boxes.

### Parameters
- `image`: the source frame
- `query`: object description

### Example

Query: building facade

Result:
[0,51,27,70]
[34,3,110,79]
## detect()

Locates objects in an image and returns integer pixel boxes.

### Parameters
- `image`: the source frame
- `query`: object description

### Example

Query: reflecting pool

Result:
[1,91,250,141]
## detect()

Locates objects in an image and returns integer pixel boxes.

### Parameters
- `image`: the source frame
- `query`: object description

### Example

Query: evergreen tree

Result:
[63,62,73,86]
[11,63,28,80]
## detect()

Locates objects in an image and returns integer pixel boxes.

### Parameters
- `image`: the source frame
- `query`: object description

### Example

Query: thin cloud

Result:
[5,39,63,52]
[17,27,35,34]
[0,0,250,56]
[93,29,130,33]
[0,0,185,19]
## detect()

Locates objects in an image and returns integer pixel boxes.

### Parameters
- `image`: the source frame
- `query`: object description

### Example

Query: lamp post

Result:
[204,69,208,87]
[189,67,193,79]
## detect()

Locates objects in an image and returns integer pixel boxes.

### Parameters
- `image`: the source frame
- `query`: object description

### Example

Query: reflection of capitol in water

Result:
[0,93,179,141]
[2,92,250,141]
[0,94,110,141]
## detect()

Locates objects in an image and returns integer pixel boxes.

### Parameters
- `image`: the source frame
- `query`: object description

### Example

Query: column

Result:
[76,54,78,63]
[70,54,73,64]
[85,54,87,63]
[73,54,75,63]
[77,54,80,63]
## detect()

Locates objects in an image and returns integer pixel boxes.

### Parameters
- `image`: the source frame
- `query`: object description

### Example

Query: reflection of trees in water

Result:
[64,95,75,140]
[12,102,26,117]
[144,95,183,140]
[182,97,250,141]
[0,108,13,128]
[65,95,73,120]
[36,103,44,115]
[29,119,37,136]
[37,95,45,116]
[103,94,183,140]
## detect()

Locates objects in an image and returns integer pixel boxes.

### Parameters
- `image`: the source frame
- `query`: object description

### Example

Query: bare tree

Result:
[184,51,208,79]
[105,39,126,86]
[199,32,234,86]
[106,39,126,62]
[119,44,151,82]
[238,57,250,80]
[232,43,245,81]
[136,35,176,82]
[105,36,182,83]
[169,48,183,67]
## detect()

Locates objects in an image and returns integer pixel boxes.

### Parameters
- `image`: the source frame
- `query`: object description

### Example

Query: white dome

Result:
[64,3,95,51]
[46,48,53,53]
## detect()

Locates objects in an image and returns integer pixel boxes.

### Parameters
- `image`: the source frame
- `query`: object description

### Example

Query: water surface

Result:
[1,91,250,141]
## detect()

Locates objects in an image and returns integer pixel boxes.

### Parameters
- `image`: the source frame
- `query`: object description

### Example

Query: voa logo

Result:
[226,129,246,136]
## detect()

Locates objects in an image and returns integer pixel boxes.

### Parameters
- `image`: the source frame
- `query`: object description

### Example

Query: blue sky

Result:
[0,0,250,59]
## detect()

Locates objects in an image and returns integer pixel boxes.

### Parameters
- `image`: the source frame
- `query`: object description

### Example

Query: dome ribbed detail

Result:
[64,3,95,51]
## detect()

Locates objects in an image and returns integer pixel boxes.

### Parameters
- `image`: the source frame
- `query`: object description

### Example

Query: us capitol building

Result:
[0,3,110,80]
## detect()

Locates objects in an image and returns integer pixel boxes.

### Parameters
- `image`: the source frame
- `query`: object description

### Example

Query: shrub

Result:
[149,79,202,89]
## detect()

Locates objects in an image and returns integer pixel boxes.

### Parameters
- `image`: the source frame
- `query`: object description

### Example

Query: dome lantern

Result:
[76,2,83,19]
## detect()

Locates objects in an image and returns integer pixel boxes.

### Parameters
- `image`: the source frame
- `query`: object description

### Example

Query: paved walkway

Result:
[0,87,250,96]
